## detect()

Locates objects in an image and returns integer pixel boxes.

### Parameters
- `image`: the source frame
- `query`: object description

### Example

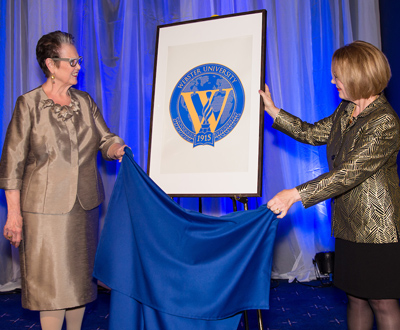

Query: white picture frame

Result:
[148,10,266,196]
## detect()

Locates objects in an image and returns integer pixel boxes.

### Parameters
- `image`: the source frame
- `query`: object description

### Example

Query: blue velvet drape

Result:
[94,148,279,329]
[0,0,382,288]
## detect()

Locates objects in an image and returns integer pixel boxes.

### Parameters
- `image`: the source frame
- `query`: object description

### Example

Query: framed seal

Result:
[148,10,266,196]
[169,63,245,147]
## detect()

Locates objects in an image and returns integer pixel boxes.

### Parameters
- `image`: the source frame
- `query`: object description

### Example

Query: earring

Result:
[51,74,55,84]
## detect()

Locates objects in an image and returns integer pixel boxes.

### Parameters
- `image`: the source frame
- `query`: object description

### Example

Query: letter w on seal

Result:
[181,88,233,133]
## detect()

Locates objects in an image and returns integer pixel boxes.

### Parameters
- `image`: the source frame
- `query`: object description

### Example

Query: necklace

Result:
[41,98,80,121]
[348,95,379,125]
[348,105,356,126]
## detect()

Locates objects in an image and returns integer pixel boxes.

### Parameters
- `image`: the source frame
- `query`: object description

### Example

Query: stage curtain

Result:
[0,0,381,290]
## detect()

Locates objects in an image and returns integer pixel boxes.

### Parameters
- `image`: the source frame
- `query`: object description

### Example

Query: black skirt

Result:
[334,238,400,299]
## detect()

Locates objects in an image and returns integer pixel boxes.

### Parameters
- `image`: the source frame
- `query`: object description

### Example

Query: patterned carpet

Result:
[244,279,351,330]
[0,279,377,329]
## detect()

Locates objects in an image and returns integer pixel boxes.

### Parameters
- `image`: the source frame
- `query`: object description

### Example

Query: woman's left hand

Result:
[109,143,129,162]
[114,144,128,162]
[267,188,301,219]
[259,84,280,120]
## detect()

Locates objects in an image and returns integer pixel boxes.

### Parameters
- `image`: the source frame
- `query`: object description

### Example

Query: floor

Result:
[243,279,349,329]
[0,279,377,329]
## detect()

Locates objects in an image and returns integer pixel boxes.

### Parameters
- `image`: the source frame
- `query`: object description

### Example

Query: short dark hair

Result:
[332,40,391,100]
[36,31,75,77]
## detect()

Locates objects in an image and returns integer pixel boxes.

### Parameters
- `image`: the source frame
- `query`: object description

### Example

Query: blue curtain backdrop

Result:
[0,0,381,289]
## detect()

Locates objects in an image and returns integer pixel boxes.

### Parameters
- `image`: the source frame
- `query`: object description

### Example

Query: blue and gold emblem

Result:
[170,64,245,147]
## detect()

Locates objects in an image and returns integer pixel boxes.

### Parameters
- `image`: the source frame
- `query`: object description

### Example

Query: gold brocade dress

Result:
[20,199,99,310]
[0,86,124,310]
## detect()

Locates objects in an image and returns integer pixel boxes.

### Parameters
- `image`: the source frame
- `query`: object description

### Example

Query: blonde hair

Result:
[332,40,391,100]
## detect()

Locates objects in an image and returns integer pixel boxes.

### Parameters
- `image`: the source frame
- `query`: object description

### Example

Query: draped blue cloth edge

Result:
[94,148,279,323]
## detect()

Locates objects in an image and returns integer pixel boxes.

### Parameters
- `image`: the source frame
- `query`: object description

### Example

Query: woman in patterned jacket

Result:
[259,41,400,330]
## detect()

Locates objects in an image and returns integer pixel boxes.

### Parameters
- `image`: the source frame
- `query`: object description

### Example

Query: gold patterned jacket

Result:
[0,86,124,214]
[273,95,400,243]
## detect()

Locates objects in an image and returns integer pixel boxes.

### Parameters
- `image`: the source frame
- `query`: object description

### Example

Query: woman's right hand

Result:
[259,84,280,120]
[267,188,301,219]
[3,211,23,248]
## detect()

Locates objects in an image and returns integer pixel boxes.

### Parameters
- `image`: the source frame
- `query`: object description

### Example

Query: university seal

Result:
[170,63,245,147]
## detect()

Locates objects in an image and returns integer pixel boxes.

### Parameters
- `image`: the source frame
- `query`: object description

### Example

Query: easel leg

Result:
[243,310,249,330]
[257,309,264,330]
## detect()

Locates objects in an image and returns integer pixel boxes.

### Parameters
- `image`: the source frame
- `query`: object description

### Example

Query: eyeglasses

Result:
[51,56,83,67]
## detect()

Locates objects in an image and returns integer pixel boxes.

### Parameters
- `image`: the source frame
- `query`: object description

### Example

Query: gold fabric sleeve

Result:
[272,96,400,243]
[0,86,125,214]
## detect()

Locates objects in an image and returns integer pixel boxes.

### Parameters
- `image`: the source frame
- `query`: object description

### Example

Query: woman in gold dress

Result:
[1,31,126,330]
